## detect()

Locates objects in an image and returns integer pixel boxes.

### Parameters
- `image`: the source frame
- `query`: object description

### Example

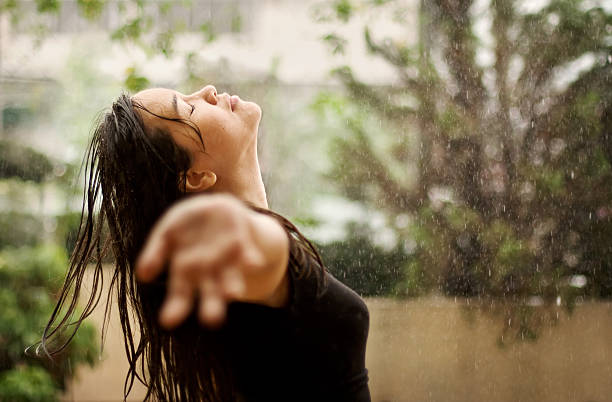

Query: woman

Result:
[42,85,370,401]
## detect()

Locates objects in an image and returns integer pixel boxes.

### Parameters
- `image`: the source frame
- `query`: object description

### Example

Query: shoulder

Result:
[288,265,370,339]
[253,207,369,335]
[317,273,370,327]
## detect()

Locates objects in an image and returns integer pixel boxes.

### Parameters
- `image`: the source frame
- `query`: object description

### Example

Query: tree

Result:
[0,141,97,400]
[316,222,409,297]
[0,245,98,402]
[315,0,612,341]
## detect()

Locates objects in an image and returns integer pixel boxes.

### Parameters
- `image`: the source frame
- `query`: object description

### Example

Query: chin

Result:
[243,101,262,127]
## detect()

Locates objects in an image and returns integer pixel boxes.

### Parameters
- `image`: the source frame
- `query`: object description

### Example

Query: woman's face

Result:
[133,85,262,180]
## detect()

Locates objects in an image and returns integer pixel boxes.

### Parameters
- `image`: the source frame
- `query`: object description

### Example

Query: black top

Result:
[221,242,371,402]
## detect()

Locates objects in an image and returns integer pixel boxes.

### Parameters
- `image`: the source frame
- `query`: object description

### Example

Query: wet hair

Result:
[39,93,325,401]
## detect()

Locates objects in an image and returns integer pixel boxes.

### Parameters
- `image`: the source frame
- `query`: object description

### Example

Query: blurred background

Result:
[1,0,612,401]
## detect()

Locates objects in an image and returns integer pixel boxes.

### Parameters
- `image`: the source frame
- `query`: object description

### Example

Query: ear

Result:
[183,169,217,193]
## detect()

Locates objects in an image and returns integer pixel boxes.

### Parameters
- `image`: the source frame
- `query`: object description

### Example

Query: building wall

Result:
[63,270,612,402]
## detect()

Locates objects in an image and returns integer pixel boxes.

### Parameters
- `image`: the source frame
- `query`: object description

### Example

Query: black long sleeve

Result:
[221,235,371,402]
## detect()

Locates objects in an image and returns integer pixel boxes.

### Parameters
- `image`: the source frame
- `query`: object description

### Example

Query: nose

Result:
[190,85,217,105]
[201,85,217,105]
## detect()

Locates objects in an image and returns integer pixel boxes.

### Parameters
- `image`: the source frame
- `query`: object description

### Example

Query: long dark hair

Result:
[40,93,326,401]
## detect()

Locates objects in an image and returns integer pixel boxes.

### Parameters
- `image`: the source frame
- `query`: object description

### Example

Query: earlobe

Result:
[184,170,217,193]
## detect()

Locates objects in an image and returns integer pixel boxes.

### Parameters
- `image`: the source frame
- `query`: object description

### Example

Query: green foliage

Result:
[318,0,612,340]
[111,17,151,42]
[124,67,150,93]
[34,0,59,14]
[155,30,175,57]
[0,140,54,183]
[370,0,393,5]
[0,212,44,248]
[0,0,225,60]
[0,365,57,402]
[76,0,105,20]
[317,225,409,297]
[54,212,82,255]
[0,210,80,252]
[395,259,429,297]
[0,245,98,395]
[2,106,33,131]
[311,91,352,119]
[322,33,348,55]
[231,13,243,34]
[199,22,216,43]
[0,0,18,13]
[334,0,353,22]
[0,245,70,355]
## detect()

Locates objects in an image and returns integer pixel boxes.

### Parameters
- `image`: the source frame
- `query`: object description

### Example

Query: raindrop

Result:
[571,170,575,179]
[556,296,562,306]
[569,275,587,288]
[527,296,544,306]
[53,164,67,177]
[608,54,612,64]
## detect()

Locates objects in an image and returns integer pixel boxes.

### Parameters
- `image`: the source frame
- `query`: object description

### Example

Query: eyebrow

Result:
[172,94,178,115]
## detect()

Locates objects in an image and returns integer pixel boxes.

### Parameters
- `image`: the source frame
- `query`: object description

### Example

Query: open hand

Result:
[135,194,289,329]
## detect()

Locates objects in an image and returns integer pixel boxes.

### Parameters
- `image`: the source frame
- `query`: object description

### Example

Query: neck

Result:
[212,151,268,209]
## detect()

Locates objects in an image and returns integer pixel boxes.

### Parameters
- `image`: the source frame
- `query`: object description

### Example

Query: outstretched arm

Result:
[135,193,290,329]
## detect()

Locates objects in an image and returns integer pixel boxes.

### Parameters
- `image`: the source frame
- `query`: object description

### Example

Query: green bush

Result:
[0,212,83,254]
[317,225,409,297]
[0,365,57,402]
[0,244,98,398]
[0,212,43,249]
[0,140,53,183]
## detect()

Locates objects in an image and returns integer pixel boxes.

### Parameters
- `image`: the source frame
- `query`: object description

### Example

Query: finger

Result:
[135,199,205,282]
[136,227,171,283]
[159,275,194,329]
[198,277,226,328]
[220,267,246,300]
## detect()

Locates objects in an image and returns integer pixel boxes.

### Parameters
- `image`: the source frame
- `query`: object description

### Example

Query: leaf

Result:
[199,22,216,43]
[322,33,347,55]
[76,0,105,20]
[35,0,59,13]
[335,0,353,22]
[124,67,150,92]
